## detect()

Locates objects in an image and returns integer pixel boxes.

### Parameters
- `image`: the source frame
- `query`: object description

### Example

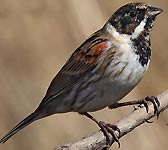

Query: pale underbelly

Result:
[76,79,139,112]
[75,62,147,112]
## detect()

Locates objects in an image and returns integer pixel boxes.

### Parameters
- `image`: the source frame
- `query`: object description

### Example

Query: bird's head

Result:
[107,2,163,38]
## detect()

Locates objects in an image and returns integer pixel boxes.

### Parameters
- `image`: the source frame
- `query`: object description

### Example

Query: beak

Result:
[147,6,163,16]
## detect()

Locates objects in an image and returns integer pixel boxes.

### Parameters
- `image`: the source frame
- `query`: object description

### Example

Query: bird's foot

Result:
[135,96,160,118]
[98,121,120,149]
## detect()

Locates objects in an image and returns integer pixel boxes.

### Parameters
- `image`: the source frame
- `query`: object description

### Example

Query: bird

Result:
[0,2,163,147]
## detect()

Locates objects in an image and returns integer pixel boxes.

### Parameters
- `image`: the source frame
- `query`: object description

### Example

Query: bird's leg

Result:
[79,112,120,148]
[109,96,160,118]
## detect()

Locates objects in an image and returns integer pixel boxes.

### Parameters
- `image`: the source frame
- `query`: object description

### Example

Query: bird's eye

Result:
[129,11,137,17]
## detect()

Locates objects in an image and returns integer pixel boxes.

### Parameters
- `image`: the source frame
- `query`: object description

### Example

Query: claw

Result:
[156,111,161,119]
[137,96,160,118]
[151,96,160,107]
[98,121,120,148]
[145,119,153,123]
[150,96,160,119]
[106,124,121,137]
[137,99,149,113]
[145,96,160,115]
[102,146,110,150]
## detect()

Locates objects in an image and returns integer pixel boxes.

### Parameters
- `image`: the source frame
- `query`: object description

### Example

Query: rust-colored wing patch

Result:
[61,39,109,74]
[40,30,111,105]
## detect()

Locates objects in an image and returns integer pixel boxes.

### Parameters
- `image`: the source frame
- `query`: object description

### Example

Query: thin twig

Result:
[55,89,168,150]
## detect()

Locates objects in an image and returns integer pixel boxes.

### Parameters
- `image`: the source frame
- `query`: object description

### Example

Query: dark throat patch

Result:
[132,31,151,66]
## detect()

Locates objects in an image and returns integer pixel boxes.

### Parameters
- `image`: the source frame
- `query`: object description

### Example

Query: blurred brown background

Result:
[0,0,167,150]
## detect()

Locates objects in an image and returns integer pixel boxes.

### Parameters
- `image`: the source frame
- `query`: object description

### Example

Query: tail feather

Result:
[0,112,38,143]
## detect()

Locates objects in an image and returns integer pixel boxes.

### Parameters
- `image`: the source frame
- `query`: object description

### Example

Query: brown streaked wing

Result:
[39,30,111,105]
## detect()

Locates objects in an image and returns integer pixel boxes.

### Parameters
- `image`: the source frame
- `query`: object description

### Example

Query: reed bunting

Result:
[0,2,163,148]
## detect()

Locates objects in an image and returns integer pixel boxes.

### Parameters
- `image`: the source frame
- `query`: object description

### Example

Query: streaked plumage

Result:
[0,2,162,147]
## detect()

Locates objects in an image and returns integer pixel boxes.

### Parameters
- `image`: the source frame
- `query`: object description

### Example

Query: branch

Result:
[55,89,168,150]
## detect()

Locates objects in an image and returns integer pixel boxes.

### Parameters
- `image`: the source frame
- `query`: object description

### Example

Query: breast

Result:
[96,42,150,107]
[76,56,149,113]
[74,36,150,112]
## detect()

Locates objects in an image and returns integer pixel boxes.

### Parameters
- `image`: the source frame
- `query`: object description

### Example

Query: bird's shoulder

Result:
[39,29,115,105]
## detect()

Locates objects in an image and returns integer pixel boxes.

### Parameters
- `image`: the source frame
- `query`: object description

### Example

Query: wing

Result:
[40,29,111,105]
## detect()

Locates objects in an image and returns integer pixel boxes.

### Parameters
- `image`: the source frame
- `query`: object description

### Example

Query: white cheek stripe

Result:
[131,17,147,39]
[106,17,147,42]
